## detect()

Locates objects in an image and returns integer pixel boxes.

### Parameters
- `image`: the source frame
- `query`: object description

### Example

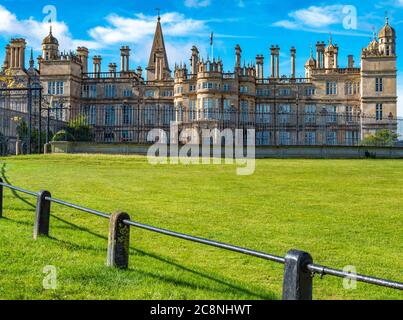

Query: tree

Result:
[67,115,94,142]
[361,129,399,147]
[51,115,94,142]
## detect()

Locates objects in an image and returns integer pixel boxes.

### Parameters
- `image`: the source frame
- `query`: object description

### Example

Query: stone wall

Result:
[51,141,403,159]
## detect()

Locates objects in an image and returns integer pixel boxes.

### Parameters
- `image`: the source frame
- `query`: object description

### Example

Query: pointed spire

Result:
[29,48,34,68]
[147,14,170,76]
[310,43,313,58]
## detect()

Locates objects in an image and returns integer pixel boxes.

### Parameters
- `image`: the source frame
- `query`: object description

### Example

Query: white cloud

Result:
[272,4,371,37]
[273,20,299,30]
[0,5,100,51]
[184,0,211,8]
[86,12,208,66]
[274,5,345,29]
[88,12,207,45]
[0,5,209,68]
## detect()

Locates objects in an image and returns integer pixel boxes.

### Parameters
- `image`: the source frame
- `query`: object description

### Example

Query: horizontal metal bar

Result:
[0,182,38,197]
[123,219,286,264]
[1,181,402,291]
[307,264,403,290]
[45,197,111,219]
[123,219,403,291]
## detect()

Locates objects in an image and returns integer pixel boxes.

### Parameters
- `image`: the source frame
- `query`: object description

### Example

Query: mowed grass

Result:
[0,154,402,300]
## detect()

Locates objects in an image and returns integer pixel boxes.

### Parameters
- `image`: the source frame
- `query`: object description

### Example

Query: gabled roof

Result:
[147,18,170,72]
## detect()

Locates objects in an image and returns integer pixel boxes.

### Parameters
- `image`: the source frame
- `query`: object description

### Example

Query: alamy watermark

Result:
[147,124,256,176]
[343,265,358,290]
[43,265,57,290]
[42,5,57,23]
[342,5,358,30]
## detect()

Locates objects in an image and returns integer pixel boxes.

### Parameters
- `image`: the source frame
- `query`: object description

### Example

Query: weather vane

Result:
[371,26,376,40]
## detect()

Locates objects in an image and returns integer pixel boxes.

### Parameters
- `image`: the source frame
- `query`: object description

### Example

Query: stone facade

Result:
[0,17,398,146]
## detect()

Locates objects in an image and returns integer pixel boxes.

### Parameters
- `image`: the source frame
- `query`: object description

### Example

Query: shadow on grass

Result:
[1,216,33,227]
[50,214,108,241]
[1,163,276,300]
[130,248,276,300]
[1,163,36,209]
[130,267,274,299]
[47,236,105,252]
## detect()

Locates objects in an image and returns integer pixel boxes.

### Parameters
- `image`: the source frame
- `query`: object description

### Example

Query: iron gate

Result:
[0,87,67,155]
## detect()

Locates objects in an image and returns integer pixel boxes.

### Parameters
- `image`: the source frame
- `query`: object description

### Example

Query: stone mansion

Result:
[0,16,398,146]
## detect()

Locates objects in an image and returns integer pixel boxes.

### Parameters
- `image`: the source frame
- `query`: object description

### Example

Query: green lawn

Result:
[0,154,402,300]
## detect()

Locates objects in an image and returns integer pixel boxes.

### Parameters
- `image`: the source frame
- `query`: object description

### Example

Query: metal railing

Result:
[0,179,402,299]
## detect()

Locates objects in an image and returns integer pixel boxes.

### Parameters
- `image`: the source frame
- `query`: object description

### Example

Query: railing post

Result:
[282,250,313,300]
[107,212,131,269]
[34,190,52,240]
[0,178,3,218]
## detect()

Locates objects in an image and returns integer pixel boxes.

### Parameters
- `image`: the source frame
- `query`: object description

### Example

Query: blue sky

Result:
[0,0,402,114]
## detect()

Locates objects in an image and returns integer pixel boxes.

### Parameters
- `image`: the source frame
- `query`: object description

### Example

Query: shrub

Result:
[52,130,75,142]
[360,129,399,147]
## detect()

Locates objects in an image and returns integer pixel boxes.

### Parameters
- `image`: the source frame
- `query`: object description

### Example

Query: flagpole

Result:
[210,32,214,60]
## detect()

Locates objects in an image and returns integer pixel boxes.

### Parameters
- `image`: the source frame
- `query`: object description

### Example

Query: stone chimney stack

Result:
[93,56,102,76]
[9,39,26,70]
[316,41,326,68]
[137,66,143,78]
[190,46,199,76]
[270,46,275,78]
[77,47,89,74]
[255,55,264,79]
[348,55,355,68]
[290,47,296,78]
[120,46,130,73]
[333,45,339,68]
[235,44,242,71]
[270,45,280,78]
[108,62,117,76]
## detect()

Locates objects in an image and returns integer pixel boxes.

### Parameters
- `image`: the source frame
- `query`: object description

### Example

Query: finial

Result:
[48,18,53,35]
[156,8,161,21]
[385,11,389,25]
[309,43,313,58]
[329,32,332,44]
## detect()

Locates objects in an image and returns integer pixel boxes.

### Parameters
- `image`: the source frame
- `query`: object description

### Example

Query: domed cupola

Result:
[42,25,59,61]
[378,17,396,56]
[379,17,396,39]
[42,26,59,46]
[305,47,316,78]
